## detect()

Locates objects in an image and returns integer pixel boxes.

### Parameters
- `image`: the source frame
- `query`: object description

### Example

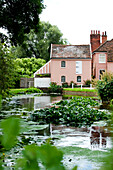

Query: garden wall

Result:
[20,78,34,88]
[63,90,98,97]
[34,78,51,88]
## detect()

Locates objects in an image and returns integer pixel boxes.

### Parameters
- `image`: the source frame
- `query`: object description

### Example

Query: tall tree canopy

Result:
[0,42,16,97]
[0,0,44,45]
[13,21,68,61]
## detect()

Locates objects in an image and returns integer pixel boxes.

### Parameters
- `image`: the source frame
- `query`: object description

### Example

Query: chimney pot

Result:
[102,31,107,44]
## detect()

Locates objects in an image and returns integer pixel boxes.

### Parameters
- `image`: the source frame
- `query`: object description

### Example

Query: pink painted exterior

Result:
[51,59,91,85]
[92,53,107,79]
[107,62,113,72]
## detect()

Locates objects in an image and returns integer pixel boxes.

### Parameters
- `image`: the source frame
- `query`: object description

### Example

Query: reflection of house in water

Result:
[90,125,110,148]
[34,96,62,110]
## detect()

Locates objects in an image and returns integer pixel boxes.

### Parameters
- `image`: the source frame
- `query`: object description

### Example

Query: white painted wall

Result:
[34,78,51,87]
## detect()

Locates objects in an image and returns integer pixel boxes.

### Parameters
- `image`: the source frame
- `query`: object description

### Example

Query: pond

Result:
[0,94,112,169]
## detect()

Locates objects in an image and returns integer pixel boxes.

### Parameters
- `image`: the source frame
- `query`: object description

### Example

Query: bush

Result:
[84,79,91,86]
[49,82,62,94]
[69,81,77,88]
[9,88,43,96]
[62,82,68,88]
[36,74,51,77]
[96,72,113,104]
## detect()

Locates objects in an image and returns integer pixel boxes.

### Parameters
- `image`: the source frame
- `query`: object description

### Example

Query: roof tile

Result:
[94,39,113,62]
[51,44,91,59]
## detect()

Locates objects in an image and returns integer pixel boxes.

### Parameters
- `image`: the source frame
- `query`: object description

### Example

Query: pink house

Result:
[90,30,113,79]
[50,44,91,85]
[34,30,113,87]
[34,44,91,87]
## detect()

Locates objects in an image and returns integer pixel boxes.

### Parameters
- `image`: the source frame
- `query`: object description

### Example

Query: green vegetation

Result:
[63,88,97,92]
[15,57,46,78]
[9,88,43,96]
[0,42,16,97]
[60,146,110,164]
[49,82,62,94]
[31,97,110,127]
[0,0,44,45]
[96,72,113,104]
[0,117,77,170]
[0,95,2,109]
[12,21,68,61]
[36,73,51,77]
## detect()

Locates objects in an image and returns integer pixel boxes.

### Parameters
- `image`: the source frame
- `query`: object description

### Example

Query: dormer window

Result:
[99,54,106,63]
[61,61,65,67]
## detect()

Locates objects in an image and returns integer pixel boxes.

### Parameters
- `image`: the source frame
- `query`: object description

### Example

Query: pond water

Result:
[0,94,112,169]
[10,94,62,110]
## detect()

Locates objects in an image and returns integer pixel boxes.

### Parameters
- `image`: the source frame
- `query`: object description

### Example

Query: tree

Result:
[0,42,16,97]
[13,21,68,61]
[13,57,46,88]
[15,57,46,77]
[0,0,44,45]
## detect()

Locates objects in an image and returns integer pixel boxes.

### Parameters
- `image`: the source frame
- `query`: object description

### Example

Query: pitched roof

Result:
[93,39,113,62]
[51,44,91,59]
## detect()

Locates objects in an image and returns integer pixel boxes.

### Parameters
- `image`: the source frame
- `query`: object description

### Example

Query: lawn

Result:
[63,88,97,93]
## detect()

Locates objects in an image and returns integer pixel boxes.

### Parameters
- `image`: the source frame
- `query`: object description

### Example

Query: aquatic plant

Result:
[31,97,111,127]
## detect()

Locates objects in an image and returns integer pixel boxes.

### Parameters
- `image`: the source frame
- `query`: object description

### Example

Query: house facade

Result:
[50,44,91,85]
[90,30,113,79]
[34,30,113,87]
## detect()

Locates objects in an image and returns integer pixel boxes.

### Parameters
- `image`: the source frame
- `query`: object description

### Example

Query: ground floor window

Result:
[61,76,65,83]
[99,70,105,80]
[77,76,81,82]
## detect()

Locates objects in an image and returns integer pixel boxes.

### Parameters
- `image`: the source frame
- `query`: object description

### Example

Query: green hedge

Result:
[9,88,43,96]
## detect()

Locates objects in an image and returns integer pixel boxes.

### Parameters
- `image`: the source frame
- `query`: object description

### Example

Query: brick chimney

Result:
[102,31,107,44]
[90,30,100,52]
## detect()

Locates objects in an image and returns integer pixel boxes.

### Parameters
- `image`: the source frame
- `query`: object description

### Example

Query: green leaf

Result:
[72,166,78,170]
[1,117,20,150]
[39,143,65,169]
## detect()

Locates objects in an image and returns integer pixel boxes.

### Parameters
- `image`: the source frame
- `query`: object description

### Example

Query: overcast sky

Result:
[40,0,113,45]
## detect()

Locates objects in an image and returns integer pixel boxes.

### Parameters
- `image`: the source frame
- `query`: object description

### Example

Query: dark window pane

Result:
[61,76,65,82]
[77,76,81,82]
[61,61,65,67]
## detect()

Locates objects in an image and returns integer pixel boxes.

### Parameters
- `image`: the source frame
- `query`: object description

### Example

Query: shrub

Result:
[9,88,43,96]
[36,74,51,77]
[96,72,113,104]
[84,79,91,86]
[62,82,69,88]
[49,82,62,94]
[69,81,77,88]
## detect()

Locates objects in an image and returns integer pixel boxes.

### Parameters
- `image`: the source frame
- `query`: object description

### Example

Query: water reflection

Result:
[51,124,111,150]
[12,95,62,110]
[90,125,110,149]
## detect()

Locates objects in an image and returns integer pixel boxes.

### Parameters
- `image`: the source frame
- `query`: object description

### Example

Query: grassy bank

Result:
[63,88,97,92]
[9,88,43,96]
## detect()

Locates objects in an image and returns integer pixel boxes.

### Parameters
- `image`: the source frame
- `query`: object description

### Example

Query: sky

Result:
[40,0,113,45]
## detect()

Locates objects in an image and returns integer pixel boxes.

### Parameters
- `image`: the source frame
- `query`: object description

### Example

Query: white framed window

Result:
[61,61,66,67]
[99,54,106,63]
[61,76,65,82]
[76,61,82,74]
